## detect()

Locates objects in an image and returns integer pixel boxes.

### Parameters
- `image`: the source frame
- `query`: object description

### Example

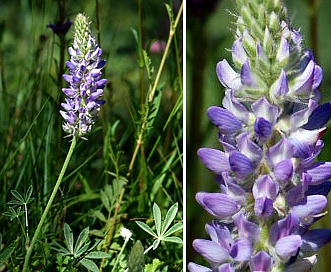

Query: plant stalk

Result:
[23,137,77,271]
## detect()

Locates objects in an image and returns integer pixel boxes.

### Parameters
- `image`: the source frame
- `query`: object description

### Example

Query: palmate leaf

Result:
[85,251,111,259]
[161,202,178,235]
[51,240,72,255]
[152,239,160,251]
[79,257,99,272]
[75,242,90,257]
[74,227,89,254]
[3,206,23,221]
[64,223,74,254]
[24,185,34,204]
[7,200,22,205]
[153,203,162,237]
[135,221,157,237]
[10,190,24,204]
[163,222,183,237]
[161,236,183,244]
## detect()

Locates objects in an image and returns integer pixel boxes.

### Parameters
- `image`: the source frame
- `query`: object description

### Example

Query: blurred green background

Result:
[187,0,331,270]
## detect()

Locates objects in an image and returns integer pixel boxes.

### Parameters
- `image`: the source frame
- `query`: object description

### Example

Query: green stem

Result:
[23,137,77,271]
[143,244,153,255]
[111,238,129,272]
[148,2,183,102]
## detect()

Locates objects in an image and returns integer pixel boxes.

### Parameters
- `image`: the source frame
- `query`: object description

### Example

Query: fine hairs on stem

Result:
[23,137,77,271]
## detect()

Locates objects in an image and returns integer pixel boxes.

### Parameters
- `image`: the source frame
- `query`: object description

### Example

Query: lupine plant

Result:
[189,0,331,271]
[22,13,107,271]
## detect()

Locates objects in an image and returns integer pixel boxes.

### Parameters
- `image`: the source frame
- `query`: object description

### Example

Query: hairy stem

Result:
[23,137,77,271]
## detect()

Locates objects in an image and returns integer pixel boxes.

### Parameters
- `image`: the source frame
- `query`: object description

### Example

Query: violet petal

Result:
[229,151,254,179]
[275,235,302,261]
[291,195,327,221]
[193,239,230,265]
[230,238,253,261]
[306,162,331,184]
[250,250,273,272]
[216,60,242,90]
[273,159,293,185]
[195,192,240,218]
[207,106,242,134]
[188,263,211,272]
[197,148,230,175]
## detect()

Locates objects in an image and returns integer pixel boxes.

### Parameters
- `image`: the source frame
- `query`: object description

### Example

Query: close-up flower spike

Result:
[189,0,331,271]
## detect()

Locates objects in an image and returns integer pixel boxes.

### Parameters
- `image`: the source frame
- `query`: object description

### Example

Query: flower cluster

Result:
[189,0,331,271]
[60,13,106,138]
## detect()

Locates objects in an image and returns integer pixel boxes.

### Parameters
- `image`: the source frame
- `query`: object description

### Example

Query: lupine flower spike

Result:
[189,0,331,271]
[60,13,106,139]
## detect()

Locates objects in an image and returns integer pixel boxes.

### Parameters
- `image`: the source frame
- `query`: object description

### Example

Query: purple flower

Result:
[249,251,273,272]
[60,14,106,138]
[191,221,253,271]
[47,19,72,36]
[191,0,331,271]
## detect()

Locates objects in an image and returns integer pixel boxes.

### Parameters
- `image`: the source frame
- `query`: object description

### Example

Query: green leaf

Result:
[79,258,99,272]
[100,188,110,211]
[26,197,35,205]
[63,223,74,254]
[131,28,144,68]
[85,251,111,259]
[25,185,33,202]
[144,258,163,272]
[3,206,23,221]
[165,3,175,29]
[153,203,162,237]
[160,236,182,244]
[93,210,107,223]
[74,242,90,257]
[146,91,162,130]
[0,246,15,265]
[136,221,157,237]
[74,227,89,254]
[161,202,178,235]
[50,241,71,255]
[152,239,160,251]
[163,222,183,237]
[10,190,24,204]
[7,200,22,205]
